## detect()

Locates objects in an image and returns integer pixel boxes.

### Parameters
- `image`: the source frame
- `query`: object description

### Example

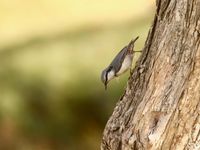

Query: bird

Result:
[101,36,141,90]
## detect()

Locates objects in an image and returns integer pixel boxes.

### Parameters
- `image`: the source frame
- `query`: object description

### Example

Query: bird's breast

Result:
[116,55,132,76]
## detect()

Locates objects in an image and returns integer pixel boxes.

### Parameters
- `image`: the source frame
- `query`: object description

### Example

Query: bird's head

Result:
[101,67,115,90]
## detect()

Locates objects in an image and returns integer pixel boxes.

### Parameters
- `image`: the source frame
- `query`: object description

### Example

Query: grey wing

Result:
[109,46,128,74]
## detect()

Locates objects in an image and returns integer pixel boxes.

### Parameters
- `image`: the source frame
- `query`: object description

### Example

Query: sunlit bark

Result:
[101,0,200,149]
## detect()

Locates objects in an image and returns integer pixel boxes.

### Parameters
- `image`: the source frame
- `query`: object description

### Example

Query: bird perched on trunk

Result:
[101,36,141,90]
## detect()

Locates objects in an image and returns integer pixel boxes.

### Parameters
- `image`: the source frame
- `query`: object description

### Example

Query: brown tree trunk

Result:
[101,0,200,149]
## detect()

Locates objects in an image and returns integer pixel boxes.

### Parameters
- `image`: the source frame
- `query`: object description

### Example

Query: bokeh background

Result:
[0,0,155,149]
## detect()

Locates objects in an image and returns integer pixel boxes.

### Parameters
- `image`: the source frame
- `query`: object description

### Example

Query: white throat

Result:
[107,69,115,82]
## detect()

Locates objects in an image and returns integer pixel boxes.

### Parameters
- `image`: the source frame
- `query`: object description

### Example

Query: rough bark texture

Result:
[101,0,200,149]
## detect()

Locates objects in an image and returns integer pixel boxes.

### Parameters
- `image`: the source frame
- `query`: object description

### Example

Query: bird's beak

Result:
[104,81,108,90]
[105,85,107,90]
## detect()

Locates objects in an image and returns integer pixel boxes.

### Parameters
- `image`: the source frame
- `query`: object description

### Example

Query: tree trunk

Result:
[101,0,200,149]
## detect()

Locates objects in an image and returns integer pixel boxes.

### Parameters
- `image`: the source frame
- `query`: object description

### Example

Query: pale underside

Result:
[107,54,133,82]
[116,55,133,76]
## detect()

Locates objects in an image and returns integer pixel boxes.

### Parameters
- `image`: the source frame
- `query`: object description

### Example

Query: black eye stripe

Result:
[105,74,108,83]
[108,66,113,72]
[105,71,108,83]
[105,66,113,83]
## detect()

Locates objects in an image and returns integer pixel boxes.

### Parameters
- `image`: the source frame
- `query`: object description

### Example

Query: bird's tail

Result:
[127,36,139,54]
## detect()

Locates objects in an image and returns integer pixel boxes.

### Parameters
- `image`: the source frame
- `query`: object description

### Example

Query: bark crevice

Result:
[101,0,200,149]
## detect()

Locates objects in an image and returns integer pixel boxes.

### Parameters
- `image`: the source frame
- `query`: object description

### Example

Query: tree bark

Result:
[101,0,200,149]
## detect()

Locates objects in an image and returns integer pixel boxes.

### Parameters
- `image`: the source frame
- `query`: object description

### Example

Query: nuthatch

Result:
[101,36,141,90]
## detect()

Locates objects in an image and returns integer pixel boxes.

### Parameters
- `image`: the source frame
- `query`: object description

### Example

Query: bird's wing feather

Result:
[109,46,128,74]
[108,36,139,74]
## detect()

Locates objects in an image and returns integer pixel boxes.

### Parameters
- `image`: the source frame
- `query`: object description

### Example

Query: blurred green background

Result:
[0,0,155,149]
